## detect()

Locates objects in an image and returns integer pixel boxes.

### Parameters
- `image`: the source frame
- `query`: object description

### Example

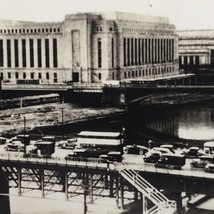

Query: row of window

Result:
[123,37,174,66]
[0,27,61,34]
[122,66,175,79]
[122,27,173,34]
[179,56,200,65]
[0,71,57,80]
[0,38,58,68]
[94,26,115,32]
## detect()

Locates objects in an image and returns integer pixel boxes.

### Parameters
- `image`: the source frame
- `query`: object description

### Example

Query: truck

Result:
[154,154,186,169]
[24,141,55,158]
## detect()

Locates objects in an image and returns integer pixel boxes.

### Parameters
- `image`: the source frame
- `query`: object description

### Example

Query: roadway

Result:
[0,144,212,179]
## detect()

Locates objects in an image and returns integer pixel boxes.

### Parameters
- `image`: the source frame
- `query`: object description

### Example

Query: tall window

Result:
[22,40,26,67]
[7,40,11,67]
[29,39,34,67]
[135,38,137,65]
[131,38,134,66]
[111,38,114,68]
[46,72,49,79]
[15,72,19,79]
[123,38,126,66]
[97,38,102,68]
[53,38,58,68]
[37,39,42,67]
[45,39,50,67]
[0,40,3,67]
[14,39,19,67]
[31,72,34,79]
[127,38,130,66]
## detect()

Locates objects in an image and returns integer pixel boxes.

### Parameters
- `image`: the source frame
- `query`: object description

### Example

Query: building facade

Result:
[0,12,179,84]
[178,30,214,71]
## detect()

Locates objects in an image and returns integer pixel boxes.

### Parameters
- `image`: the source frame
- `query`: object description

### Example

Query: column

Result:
[18,39,22,68]
[115,177,119,208]
[65,172,68,200]
[0,170,11,214]
[34,38,38,68]
[11,39,15,68]
[89,173,93,203]
[3,39,7,68]
[120,177,124,209]
[40,169,45,198]
[49,38,53,68]
[18,168,22,196]
[26,39,30,68]
[41,38,46,68]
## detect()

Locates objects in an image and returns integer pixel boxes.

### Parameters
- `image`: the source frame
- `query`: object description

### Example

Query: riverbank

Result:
[0,102,124,137]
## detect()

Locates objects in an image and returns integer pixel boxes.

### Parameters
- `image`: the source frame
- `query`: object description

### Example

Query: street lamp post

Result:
[23,115,26,134]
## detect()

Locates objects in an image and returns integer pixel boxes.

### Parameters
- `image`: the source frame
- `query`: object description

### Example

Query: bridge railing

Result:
[0,153,111,170]
[0,153,214,179]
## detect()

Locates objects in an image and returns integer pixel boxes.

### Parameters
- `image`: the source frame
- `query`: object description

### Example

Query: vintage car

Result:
[123,145,149,155]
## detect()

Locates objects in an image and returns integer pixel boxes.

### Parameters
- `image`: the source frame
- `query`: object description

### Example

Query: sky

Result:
[0,0,214,30]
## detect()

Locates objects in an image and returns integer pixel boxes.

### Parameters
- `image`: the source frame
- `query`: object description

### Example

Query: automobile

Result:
[65,149,88,161]
[190,155,214,168]
[99,151,123,163]
[155,154,186,169]
[57,138,77,149]
[4,141,25,152]
[0,136,7,144]
[123,145,149,155]
[204,163,214,173]
[160,144,175,153]
[151,147,174,154]
[148,140,185,149]
[181,147,204,158]
[143,152,161,163]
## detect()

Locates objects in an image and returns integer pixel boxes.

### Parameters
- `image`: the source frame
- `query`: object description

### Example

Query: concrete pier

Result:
[0,170,10,214]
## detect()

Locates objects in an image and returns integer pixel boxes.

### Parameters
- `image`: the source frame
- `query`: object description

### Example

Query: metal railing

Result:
[0,153,214,180]
[120,168,176,214]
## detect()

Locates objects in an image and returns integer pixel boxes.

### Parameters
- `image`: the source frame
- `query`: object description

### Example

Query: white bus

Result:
[75,131,124,157]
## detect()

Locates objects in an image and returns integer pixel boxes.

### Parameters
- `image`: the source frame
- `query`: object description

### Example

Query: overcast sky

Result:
[0,0,213,30]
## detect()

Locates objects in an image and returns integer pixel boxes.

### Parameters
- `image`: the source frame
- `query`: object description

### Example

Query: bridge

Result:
[0,152,214,214]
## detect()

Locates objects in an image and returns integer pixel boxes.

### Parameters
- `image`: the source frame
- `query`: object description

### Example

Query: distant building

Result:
[178,30,214,71]
[0,12,179,84]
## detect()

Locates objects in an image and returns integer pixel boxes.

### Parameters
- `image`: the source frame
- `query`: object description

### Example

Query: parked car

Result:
[123,145,149,155]
[65,149,88,161]
[151,147,174,154]
[155,154,186,169]
[0,137,7,145]
[4,141,25,152]
[190,155,214,168]
[181,147,204,158]
[58,138,77,149]
[204,163,214,173]
[144,152,161,163]
[99,151,123,163]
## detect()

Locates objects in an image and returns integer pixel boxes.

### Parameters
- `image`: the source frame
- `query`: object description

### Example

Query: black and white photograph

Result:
[0,0,214,213]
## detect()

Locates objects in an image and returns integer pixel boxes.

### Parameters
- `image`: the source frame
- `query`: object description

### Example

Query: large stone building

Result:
[0,12,179,84]
[178,30,214,71]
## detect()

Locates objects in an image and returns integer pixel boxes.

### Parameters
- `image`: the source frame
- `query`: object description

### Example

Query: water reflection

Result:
[177,105,214,140]
[131,102,214,141]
